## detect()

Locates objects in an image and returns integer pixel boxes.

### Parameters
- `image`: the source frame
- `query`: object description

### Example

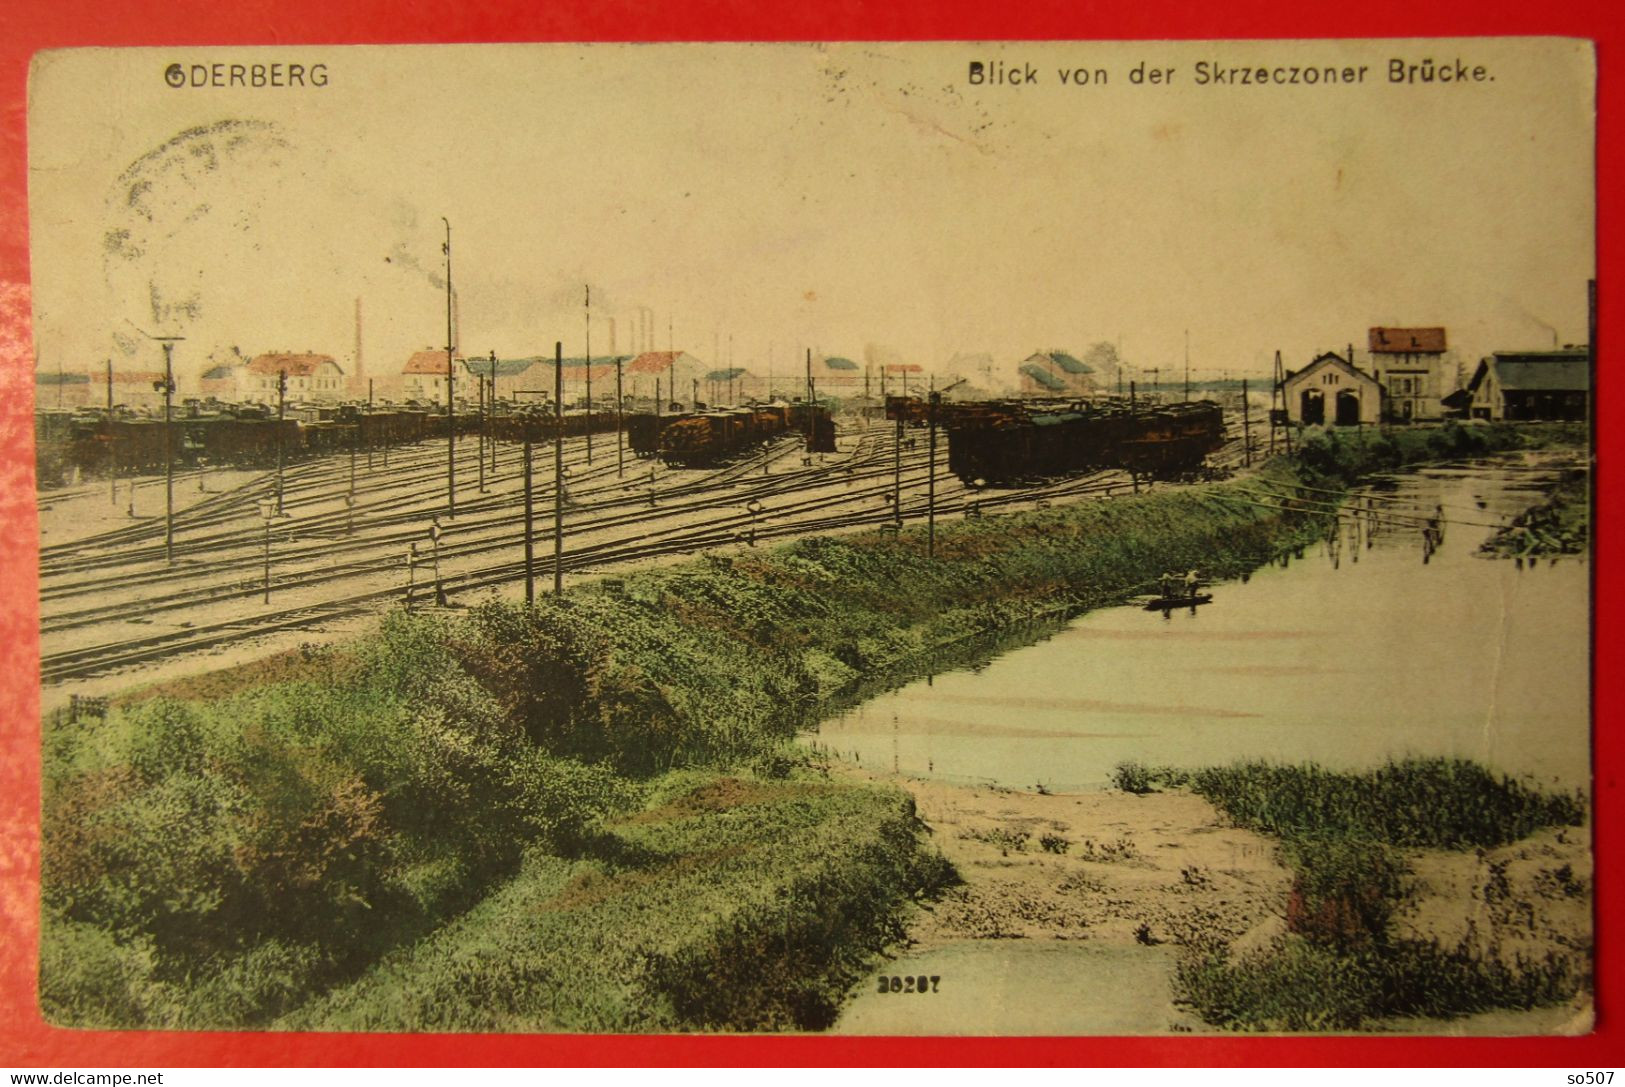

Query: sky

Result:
[26,39,1595,387]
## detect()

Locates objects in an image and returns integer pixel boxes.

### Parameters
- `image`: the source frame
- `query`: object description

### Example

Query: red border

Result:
[0,0,1619,1068]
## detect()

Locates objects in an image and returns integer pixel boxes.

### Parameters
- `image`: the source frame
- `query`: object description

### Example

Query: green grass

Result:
[279,774,951,1033]
[1188,757,1586,850]
[42,422,1585,1031]
[1169,757,1589,1030]
[1482,467,1590,559]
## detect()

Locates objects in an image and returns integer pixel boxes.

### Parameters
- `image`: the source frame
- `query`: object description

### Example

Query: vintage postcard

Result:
[24,39,1594,1038]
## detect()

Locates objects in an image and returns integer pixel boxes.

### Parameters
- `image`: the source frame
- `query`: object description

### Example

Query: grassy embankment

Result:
[1115,758,1589,1030]
[44,456,1335,1030]
[42,420,1584,1031]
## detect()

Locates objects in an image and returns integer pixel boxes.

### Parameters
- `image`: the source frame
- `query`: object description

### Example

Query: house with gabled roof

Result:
[1019,350,1094,395]
[401,349,467,403]
[624,351,704,404]
[246,352,346,405]
[1280,351,1382,426]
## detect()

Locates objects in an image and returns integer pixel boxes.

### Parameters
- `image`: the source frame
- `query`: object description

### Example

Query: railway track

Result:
[38,414,1247,685]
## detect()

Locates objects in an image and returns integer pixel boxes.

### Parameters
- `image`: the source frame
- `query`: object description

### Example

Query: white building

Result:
[1280,351,1382,426]
[245,352,347,405]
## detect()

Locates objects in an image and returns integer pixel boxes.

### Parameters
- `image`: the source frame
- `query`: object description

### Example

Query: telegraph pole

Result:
[585,285,593,464]
[348,411,357,534]
[524,418,535,604]
[893,400,903,527]
[553,340,564,596]
[155,338,182,564]
[476,353,487,494]
[804,348,814,452]
[106,360,115,506]
[1184,330,1191,400]
[275,368,287,514]
[927,382,938,558]
[1242,377,1253,466]
[442,216,455,518]
[615,355,625,477]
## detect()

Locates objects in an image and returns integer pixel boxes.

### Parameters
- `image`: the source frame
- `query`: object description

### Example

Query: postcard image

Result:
[25,38,1595,1036]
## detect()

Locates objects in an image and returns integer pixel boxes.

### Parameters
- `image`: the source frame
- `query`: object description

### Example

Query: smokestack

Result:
[607,316,617,356]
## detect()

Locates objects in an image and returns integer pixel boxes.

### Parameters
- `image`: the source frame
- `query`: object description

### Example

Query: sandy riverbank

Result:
[836,769,1592,1035]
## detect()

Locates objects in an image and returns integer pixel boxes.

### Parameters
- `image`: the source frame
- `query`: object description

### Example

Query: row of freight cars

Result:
[35,406,442,483]
[884,396,1226,485]
[34,401,840,484]
[629,403,837,466]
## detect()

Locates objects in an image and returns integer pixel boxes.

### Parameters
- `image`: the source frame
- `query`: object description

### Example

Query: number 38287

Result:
[877,975,940,994]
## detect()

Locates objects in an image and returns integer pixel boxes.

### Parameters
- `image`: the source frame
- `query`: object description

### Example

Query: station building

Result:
[1280,351,1383,426]
[1366,327,1458,421]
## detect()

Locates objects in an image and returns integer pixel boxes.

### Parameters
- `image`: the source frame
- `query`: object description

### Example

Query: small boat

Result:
[1142,592,1213,611]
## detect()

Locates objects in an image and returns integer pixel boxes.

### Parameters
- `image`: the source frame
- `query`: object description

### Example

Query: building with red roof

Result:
[1366,327,1457,421]
[245,352,346,405]
[401,349,467,403]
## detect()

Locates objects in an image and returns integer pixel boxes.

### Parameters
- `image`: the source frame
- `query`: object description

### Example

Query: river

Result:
[808,452,1591,793]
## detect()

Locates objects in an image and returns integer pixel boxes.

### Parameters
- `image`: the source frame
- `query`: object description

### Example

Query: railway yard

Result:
[36,408,1249,700]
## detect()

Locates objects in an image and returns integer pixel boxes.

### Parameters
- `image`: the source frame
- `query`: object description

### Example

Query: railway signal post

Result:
[429,517,446,606]
[153,337,182,565]
[258,496,279,605]
[276,369,287,514]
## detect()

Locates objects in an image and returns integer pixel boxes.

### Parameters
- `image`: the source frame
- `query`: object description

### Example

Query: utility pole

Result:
[442,216,455,518]
[615,355,625,477]
[367,378,375,470]
[347,412,357,534]
[927,382,938,558]
[804,348,814,453]
[1184,330,1191,401]
[155,338,181,565]
[585,284,593,464]
[106,360,115,507]
[893,400,903,528]
[524,418,535,604]
[477,353,486,494]
[1241,377,1252,467]
[553,340,564,596]
[275,368,287,514]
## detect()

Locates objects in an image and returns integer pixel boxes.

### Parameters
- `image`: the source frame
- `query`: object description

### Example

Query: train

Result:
[34,404,471,484]
[624,402,837,467]
[885,396,1226,485]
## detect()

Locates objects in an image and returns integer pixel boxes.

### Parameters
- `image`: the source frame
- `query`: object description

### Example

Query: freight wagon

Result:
[886,397,1225,485]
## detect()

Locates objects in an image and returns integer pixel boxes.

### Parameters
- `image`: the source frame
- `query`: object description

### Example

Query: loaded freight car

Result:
[1116,401,1226,476]
[656,403,806,466]
[934,398,1225,485]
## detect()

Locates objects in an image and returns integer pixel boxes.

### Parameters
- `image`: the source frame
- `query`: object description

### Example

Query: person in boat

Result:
[1183,569,1201,599]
